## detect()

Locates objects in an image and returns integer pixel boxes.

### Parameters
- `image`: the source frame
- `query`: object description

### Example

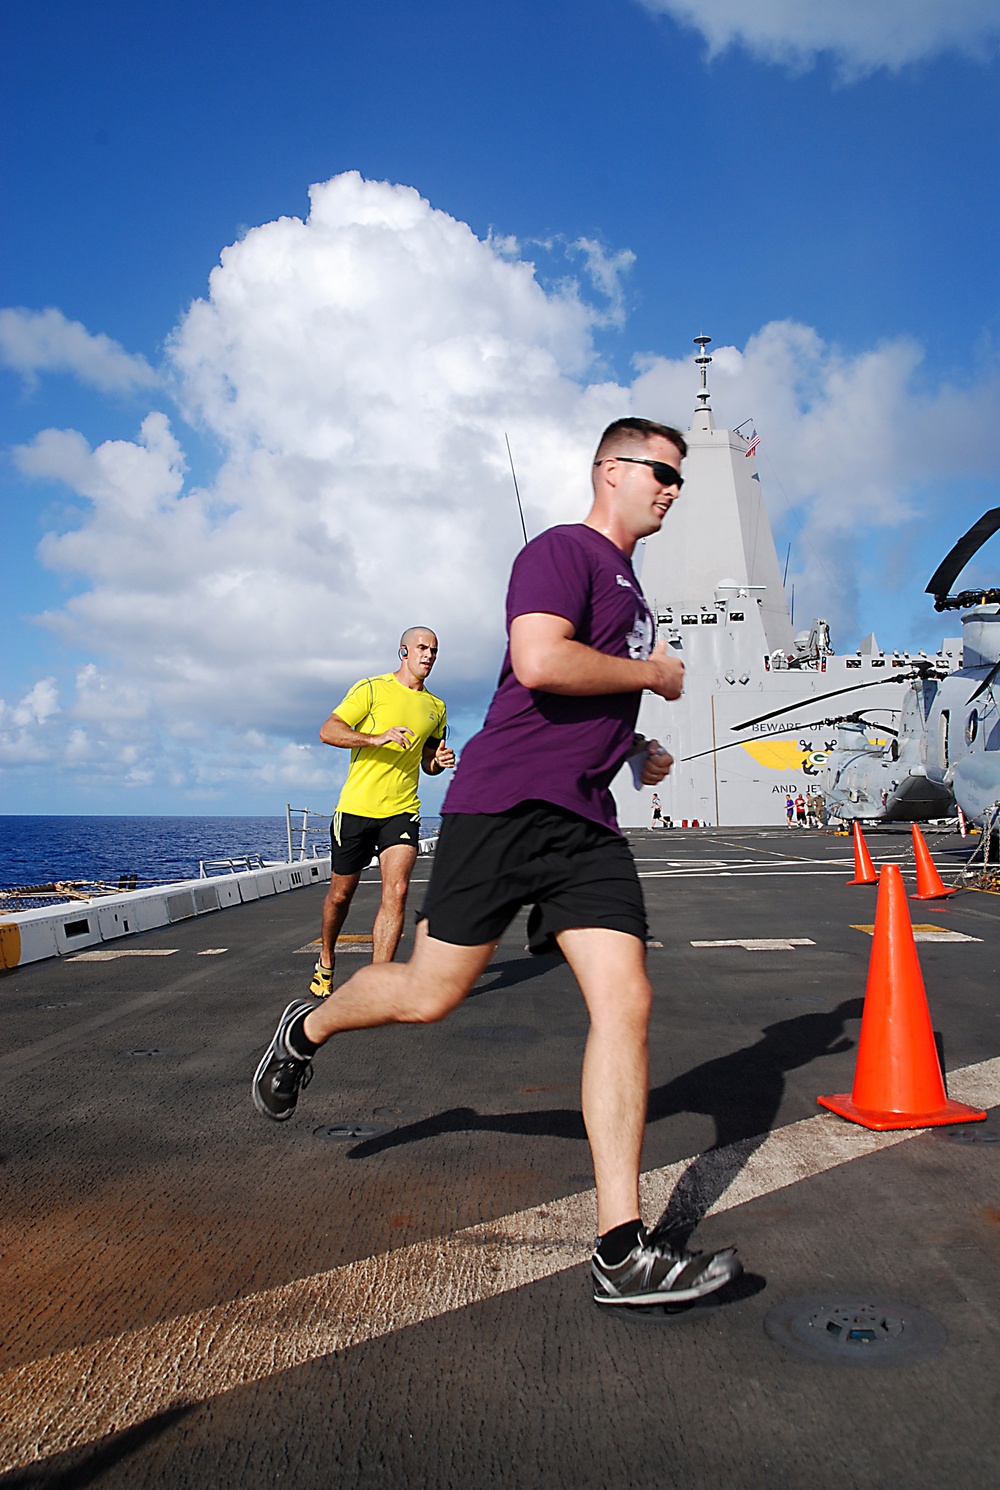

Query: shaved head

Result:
[400,626,437,652]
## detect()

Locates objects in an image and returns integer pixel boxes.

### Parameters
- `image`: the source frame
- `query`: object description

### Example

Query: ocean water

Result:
[0,814,443,890]
[0,817,293,889]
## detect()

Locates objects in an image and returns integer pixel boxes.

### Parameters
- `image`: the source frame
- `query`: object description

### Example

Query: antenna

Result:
[783,542,791,586]
[693,335,712,412]
[505,433,529,547]
[790,582,795,628]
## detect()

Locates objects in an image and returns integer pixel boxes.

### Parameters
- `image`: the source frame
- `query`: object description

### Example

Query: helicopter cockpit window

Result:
[965,710,979,745]
[940,709,950,768]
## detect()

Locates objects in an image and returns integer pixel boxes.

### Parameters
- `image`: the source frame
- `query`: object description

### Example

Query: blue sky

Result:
[3,0,1000,813]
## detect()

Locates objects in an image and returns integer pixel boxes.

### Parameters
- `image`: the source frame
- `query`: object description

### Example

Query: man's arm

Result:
[509,613,684,700]
[319,712,412,750]
[421,737,456,775]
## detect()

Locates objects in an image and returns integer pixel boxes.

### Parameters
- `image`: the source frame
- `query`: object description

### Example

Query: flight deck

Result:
[1,827,998,1489]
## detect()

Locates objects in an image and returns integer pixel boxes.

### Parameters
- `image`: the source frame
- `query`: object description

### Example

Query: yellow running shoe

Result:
[309,960,334,998]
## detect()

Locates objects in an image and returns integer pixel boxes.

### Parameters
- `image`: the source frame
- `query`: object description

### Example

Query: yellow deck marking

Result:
[851,924,983,943]
[2,1054,998,1475]
[295,935,373,954]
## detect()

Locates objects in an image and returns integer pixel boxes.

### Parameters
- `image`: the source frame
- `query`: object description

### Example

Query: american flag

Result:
[744,430,760,458]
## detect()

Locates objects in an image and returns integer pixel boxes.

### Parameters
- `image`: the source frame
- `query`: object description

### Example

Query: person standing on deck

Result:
[254,418,741,1309]
[309,628,454,997]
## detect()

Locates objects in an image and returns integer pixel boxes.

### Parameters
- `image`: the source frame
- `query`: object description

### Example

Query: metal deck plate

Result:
[764,1296,947,1367]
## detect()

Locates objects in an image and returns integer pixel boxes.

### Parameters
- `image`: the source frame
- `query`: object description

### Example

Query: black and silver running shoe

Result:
[252,1000,316,1121]
[592,1225,740,1306]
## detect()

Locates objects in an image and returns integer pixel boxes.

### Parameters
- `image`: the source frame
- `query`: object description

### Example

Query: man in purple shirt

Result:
[253,418,741,1309]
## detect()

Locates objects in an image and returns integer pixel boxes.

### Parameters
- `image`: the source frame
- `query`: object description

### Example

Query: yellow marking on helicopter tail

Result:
[739,740,808,771]
[851,924,982,943]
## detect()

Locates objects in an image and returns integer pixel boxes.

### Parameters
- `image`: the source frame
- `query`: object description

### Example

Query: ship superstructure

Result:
[613,339,961,828]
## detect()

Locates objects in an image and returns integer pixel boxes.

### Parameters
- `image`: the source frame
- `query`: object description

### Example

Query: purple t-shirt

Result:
[443,523,654,833]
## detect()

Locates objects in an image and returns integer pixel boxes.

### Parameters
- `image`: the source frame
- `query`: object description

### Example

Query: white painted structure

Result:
[613,339,961,828]
[0,857,330,970]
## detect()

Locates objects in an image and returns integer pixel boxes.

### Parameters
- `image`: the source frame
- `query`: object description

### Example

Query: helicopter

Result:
[690,509,1000,826]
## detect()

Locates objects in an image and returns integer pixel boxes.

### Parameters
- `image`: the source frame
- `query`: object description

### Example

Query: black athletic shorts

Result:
[418,801,647,951]
[331,810,421,875]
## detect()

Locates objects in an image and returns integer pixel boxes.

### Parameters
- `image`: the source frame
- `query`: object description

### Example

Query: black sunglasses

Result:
[595,456,684,490]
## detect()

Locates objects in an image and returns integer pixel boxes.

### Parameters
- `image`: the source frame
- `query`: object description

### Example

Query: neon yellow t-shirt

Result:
[333,673,447,819]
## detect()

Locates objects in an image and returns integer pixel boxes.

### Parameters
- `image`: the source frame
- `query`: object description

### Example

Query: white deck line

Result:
[3,1054,998,1475]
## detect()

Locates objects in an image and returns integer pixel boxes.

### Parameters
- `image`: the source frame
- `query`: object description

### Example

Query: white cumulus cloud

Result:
[0,307,158,393]
[641,0,1000,76]
[7,174,638,801]
[0,679,59,766]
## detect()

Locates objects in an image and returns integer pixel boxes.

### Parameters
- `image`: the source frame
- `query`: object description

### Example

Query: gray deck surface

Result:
[1,827,998,1489]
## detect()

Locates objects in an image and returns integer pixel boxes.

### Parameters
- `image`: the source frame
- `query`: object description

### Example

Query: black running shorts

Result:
[418,801,647,950]
[331,810,421,875]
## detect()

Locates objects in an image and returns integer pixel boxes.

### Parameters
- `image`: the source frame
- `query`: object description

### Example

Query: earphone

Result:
[399,645,408,659]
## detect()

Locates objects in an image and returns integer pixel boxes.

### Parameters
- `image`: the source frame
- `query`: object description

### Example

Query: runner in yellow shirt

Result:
[310,627,454,997]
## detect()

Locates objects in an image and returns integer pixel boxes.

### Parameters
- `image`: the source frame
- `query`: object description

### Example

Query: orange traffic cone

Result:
[910,823,957,900]
[818,864,986,1130]
[846,821,877,885]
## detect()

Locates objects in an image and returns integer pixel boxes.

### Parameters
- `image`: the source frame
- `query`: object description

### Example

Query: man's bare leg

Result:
[303,921,496,1044]
[372,844,418,962]
[319,870,362,969]
[556,927,652,1235]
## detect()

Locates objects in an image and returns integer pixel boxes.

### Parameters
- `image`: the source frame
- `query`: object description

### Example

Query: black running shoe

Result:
[252,1000,316,1121]
[592,1225,741,1306]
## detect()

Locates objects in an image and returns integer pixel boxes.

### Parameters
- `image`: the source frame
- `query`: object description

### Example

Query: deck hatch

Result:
[764,1297,946,1367]
[313,1122,394,1141]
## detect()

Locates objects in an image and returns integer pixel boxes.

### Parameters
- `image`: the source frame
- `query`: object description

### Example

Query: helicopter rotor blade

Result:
[681,712,899,763]
[730,671,929,732]
[849,715,901,736]
[925,507,1000,603]
[968,658,1000,705]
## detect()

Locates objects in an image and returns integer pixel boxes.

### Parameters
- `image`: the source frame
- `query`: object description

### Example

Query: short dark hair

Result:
[594,417,687,465]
